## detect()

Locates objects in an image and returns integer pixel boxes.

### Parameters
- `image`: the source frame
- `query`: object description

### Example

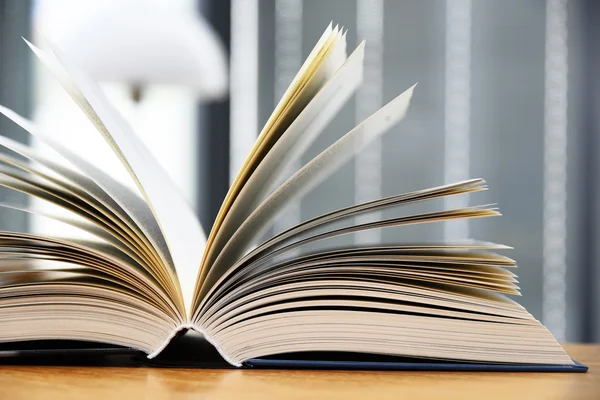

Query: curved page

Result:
[196,84,416,310]
[204,41,364,292]
[197,25,343,289]
[24,40,206,315]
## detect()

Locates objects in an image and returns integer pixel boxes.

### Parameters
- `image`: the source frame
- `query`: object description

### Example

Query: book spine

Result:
[146,324,241,367]
[147,323,195,359]
[192,325,242,367]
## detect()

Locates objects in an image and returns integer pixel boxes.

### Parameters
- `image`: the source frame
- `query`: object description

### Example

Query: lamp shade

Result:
[34,0,228,99]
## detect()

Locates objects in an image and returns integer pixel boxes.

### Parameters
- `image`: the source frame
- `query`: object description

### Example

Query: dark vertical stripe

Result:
[579,0,600,343]
[0,0,31,232]
[196,0,231,232]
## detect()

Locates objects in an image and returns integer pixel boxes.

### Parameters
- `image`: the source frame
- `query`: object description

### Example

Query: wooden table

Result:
[0,344,597,399]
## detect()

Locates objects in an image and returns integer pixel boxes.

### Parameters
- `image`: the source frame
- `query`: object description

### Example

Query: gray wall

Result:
[255,0,597,342]
[0,0,31,232]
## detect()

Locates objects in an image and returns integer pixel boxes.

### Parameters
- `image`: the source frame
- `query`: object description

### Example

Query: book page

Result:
[0,173,174,290]
[199,246,521,327]
[237,180,486,269]
[197,181,499,304]
[24,40,206,316]
[0,229,162,297]
[194,84,416,311]
[0,130,155,246]
[202,41,364,297]
[0,107,179,306]
[0,264,178,355]
[0,201,183,319]
[242,206,500,267]
[196,25,343,295]
[211,306,572,366]
[200,207,503,314]
[0,200,152,275]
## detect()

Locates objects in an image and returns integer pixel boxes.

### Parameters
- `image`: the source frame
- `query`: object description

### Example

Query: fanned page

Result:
[188,25,572,367]
[0,38,208,356]
[195,24,346,298]
[0,108,181,305]
[0,23,576,369]
[195,84,416,306]
[25,41,206,315]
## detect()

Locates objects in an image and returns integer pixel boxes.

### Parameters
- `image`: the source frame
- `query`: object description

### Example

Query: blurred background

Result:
[0,0,598,343]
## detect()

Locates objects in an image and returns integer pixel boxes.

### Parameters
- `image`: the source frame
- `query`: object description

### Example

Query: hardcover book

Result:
[0,24,587,372]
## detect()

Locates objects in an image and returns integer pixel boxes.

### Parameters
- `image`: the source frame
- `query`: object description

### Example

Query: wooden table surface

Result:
[0,344,597,400]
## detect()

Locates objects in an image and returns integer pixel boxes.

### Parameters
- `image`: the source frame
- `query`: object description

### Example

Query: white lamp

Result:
[29,0,225,233]
[33,0,228,101]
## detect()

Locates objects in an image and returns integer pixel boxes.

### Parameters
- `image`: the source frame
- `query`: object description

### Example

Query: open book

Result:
[0,24,585,371]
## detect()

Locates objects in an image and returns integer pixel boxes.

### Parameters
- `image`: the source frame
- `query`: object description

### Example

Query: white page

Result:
[0,173,146,256]
[208,41,363,274]
[0,231,147,281]
[197,84,416,305]
[200,207,501,316]
[237,180,486,265]
[0,131,151,240]
[199,181,491,304]
[0,201,148,268]
[0,108,173,287]
[23,41,206,315]
[0,128,162,269]
[198,25,343,286]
